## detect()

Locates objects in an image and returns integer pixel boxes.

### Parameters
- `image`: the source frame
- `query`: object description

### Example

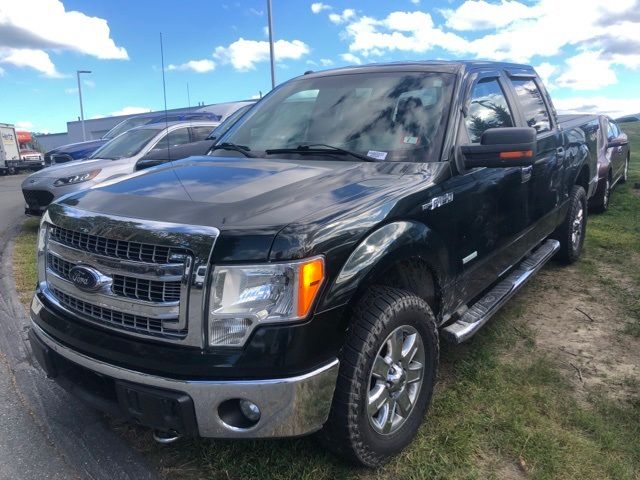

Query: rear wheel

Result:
[320,286,439,467]
[553,185,587,264]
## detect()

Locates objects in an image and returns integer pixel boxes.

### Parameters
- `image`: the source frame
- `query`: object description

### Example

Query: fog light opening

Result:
[218,398,261,429]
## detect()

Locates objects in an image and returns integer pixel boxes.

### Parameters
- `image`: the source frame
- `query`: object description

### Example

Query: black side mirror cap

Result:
[461,127,537,169]
[135,158,168,171]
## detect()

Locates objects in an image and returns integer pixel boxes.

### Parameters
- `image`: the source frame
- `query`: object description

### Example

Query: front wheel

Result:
[320,286,439,467]
[553,185,587,264]
[620,156,629,184]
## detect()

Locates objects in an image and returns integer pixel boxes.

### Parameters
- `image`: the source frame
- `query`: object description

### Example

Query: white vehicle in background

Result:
[0,123,21,175]
[22,120,218,214]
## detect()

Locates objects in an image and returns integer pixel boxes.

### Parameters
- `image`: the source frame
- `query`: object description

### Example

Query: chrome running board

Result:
[443,239,560,344]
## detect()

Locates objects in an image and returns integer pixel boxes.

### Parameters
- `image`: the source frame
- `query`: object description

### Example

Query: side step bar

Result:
[442,239,560,344]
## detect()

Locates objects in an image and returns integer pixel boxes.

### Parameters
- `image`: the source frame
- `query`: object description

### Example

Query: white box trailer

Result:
[1,123,21,174]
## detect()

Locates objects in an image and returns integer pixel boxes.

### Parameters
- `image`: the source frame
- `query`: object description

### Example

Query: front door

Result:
[424,73,529,306]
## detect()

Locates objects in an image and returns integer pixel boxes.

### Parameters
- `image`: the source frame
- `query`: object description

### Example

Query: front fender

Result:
[318,220,450,312]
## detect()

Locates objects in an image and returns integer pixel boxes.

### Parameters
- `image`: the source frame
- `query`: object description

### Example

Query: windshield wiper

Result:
[265,143,376,162]
[210,142,254,158]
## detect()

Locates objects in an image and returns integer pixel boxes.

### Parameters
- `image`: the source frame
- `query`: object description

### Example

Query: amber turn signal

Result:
[499,150,534,159]
[297,258,325,317]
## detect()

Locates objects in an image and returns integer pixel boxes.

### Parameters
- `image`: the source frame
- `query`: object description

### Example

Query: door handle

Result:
[521,165,533,183]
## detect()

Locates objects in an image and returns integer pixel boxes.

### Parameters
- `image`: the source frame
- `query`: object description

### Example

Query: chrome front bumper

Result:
[31,322,339,438]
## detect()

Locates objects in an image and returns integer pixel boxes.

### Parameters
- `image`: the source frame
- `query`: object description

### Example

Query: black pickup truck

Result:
[29,61,599,466]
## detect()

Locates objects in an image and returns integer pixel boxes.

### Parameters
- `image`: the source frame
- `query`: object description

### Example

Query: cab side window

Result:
[511,79,551,134]
[190,126,215,141]
[155,127,191,149]
[465,78,514,143]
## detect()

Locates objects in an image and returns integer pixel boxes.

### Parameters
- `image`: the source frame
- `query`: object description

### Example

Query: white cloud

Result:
[344,11,468,57]
[554,96,640,118]
[214,38,310,70]
[311,2,332,14]
[534,62,557,89]
[263,26,269,37]
[411,0,420,4]
[64,87,77,94]
[340,53,361,65]
[16,120,33,129]
[0,65,4,75]
[167,59,216,73]
[111,106,152,117]
[249,8,263,16]
[320,58,334,66]
[0,48,62,77]
[329,8,355,24]
[556,51,617,90]
[442,0,535,31]
[0,0,127,77]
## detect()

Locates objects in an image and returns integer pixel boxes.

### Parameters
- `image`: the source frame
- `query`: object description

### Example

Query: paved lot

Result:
[0,174,156,480]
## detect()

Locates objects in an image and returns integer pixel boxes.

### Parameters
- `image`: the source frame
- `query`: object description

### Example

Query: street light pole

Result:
[76,70,92,141]
[267,0,275,89]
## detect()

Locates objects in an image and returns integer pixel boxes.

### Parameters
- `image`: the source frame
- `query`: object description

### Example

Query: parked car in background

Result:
[43,111,222,166]
[135,102,256,170]
[589,116,630,212]
[29,61,600,466]
[22,120,218,214]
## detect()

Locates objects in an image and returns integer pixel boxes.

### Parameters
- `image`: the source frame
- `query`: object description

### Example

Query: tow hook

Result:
[152,429,181,445]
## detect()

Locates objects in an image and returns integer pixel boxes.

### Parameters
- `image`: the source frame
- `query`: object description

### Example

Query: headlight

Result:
[53,169,101,187]
[208,256,324,347]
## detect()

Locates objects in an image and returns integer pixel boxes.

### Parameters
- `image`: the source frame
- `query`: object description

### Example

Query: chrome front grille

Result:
[112,275,181,303]
[51,288,185,337]
[49,224,188,264]
[39,204,220,347]
[48,253,181,303]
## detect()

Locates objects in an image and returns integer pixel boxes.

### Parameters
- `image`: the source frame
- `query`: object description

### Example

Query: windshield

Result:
[215,72,454,162]
[103,116,153,139]
[90,128,159,160]
[207,104,252,141]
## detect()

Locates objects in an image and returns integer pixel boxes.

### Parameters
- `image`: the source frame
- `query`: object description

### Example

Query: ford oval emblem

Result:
[69,266,103,292]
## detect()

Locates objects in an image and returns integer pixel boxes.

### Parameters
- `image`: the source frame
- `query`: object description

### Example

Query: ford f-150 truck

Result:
[29,61,599,466]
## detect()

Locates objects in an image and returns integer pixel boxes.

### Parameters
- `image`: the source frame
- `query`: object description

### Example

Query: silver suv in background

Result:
[22,120,218,215]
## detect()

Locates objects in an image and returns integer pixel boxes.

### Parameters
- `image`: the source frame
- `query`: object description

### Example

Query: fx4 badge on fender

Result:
[423,192,454,211]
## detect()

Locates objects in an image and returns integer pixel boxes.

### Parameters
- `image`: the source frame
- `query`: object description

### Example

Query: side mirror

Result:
[135,149,170,171]
[607,137,627,148]
[461,127,537,169]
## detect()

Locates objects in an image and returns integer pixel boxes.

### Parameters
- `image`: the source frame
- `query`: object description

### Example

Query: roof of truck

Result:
[300,60,535,79]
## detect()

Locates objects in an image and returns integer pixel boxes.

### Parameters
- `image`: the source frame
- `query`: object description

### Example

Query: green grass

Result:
[12,217,39,308]
[11,125,640,480]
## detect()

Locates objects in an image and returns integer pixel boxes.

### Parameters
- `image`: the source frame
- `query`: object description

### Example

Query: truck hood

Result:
[59,156,449,260]
[47,138,108,159]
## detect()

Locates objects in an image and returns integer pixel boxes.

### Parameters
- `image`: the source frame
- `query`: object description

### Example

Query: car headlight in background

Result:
[208,257,324,347]
[53,169,101,187]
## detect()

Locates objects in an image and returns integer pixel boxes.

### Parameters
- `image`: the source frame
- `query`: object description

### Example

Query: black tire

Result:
[592,174,611,213]
[320,286,439,467]
[553,185,587,264]
[620,155,629,184]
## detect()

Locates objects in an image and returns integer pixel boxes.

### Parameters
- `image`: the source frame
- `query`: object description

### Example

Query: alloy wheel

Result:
[367,325,425,435]
[572,204,584,249]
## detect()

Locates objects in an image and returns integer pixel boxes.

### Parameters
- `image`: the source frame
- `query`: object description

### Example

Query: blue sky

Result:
[1,0,640,133]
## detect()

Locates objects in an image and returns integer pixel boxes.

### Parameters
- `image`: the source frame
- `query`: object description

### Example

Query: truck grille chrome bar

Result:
[50,288,186,337]
[49,224,188,264]
[38,204,220,347]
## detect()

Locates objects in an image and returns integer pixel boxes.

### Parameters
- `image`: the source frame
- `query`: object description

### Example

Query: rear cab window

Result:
[510,78,552,135]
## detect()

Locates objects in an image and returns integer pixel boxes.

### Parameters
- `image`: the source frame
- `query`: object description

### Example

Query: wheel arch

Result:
[318,220,450,321]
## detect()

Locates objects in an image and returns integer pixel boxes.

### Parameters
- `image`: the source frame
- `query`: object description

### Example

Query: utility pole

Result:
[267,0,275,89]
[76,70,92,141]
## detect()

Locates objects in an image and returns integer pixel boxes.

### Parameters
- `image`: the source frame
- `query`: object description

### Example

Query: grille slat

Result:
[51,288,185,337]
[47,253,181,303]
[49,225,187,264]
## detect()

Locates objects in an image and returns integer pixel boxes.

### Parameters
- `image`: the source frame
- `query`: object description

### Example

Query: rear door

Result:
[506,75,565,241]
[607,120,627,180]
